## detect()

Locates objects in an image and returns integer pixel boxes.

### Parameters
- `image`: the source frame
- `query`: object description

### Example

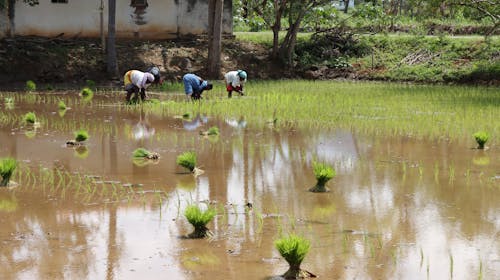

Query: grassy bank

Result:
[356,34,500,84]
[236,32,500,84]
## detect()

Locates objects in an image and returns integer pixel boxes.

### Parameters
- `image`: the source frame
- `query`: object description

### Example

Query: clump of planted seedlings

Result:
[80,87,94,101]
[132,148,160,160]
[25,80,36,92]
[0,157,17,187]
[176,151,203,176]
[200,126,219,136]
[184,204,216,238]
[66,129,89,146]
[309,162,335,193]
[473,131,489,149]
[58,100,67,110]
[275,233,316,279]
[23,112,36,124]
[81,87,93,97]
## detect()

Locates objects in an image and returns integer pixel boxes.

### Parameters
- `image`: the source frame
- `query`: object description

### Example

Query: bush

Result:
[295,28,369,68]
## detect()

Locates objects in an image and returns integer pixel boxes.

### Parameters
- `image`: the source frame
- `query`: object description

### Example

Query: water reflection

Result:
[225,116,247,129]
[0,93,499,280]
[130,110,155,141]
[182,113,208,131]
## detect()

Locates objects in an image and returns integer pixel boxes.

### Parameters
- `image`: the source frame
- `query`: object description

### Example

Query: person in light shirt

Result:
[123,66,161,102]
[224,70,247,98]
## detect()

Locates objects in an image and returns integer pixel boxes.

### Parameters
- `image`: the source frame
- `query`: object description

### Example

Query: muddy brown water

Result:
[0,91,499,280]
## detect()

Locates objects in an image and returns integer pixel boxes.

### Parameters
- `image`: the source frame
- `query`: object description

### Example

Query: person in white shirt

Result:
[224,70,247,98]
[123,66,161,102]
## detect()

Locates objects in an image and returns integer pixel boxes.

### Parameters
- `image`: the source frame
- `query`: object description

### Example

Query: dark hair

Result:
[206,83,213,90]
[146,66,161,83]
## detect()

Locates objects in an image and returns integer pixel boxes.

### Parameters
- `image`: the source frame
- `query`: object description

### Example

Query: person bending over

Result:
[182,73,213,101]
[224,70,247,98]
[123,66,161,102]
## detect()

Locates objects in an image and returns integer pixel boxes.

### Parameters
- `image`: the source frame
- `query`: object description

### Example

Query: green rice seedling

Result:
[132,148,160,160]
[449,252,454,279]
[24,112,36,124]
[74,129,89,142]
[473,131,489,149]
[0,157,17,187]
[176,151,203,175]
[420,248,424,268]
[390,247,398,265]
[25,80,36,92]
[207,126,219,136]
[81,87,93,97]
[427,259,430,280]
[309,161,335,193]
[58,100,67,110]
[342,233,349,253]
[80,87,94,102]
[274,233,315,279]
[184,204,217,238]
[255,209,264,233]
[448,165,455,184]
[479,258,483,280]
[434,162,440,184]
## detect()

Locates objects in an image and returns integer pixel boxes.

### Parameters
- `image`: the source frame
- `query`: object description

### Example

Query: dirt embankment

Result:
[0,36,285,88]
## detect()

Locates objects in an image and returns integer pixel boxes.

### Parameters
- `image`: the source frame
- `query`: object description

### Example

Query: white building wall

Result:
[10,0,231,39]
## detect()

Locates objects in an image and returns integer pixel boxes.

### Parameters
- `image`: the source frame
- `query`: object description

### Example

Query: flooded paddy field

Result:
[0,81,499,280]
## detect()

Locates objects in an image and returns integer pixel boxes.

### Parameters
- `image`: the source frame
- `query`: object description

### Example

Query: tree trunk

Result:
[100,0,105,52]
[107,0,119,78]
[207,0,223,79]
[7,0,15,37]
[271,0,286,58]
[279,3,308,66]
[344,0,349,13]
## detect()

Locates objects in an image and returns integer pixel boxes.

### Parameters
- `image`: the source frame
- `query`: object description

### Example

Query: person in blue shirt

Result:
[182,73,213,100]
